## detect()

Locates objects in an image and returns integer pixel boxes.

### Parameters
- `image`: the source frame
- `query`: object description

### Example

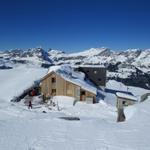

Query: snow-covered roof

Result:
[116,92,138,101]
[47,65,97,94]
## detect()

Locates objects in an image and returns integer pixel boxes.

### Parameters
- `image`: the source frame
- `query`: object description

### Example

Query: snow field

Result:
[0,67,150,150]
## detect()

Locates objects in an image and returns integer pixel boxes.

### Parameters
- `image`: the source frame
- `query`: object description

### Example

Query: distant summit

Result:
[0,47,150,89]
[0,47,150,68]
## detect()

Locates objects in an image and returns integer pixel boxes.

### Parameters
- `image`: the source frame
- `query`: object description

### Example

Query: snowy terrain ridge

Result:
[0,47,150,89]
[0,47,150,69]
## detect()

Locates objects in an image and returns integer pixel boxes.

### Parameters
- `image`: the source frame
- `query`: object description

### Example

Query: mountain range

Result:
[0,47,150,89]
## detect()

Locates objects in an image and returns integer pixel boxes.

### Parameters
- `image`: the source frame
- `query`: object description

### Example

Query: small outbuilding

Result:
[116,92,138,122]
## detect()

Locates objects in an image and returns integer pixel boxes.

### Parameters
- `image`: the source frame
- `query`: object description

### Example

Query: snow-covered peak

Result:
[1,47,150,89]
[1,47,150,69]
[70,47,109,57]
[126,48,141,52]
[48,49,65,55]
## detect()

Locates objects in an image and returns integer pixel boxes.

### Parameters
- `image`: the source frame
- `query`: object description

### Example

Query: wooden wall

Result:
[56,74,66,95]
[41,72,96,103]
[117,97,136,109]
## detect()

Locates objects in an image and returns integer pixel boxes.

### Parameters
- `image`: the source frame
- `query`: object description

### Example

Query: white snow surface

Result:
[0,65,47,101]
[0,67,150,150]
[69,47,107,57]
[106,80,150,98]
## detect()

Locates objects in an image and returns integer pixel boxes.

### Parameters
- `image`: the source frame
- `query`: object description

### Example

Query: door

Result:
[80,90,86,101]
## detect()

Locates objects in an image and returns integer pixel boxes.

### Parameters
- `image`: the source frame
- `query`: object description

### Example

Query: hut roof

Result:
[47,65,97,95]
[116,92,138,101]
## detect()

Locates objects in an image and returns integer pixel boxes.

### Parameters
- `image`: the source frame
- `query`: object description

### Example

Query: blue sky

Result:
[0,0,150,52]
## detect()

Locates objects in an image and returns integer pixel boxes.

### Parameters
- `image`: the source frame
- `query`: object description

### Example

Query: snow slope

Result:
[0,67,150,150]
[0,65,47,101]
[0,96,150,150]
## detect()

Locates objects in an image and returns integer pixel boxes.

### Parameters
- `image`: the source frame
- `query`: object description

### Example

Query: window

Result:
[94,70,97,74]
[122,101,128,106]
[81,91,85,95]
[98,78,101,81]
[51,89,56,95]
[51,77,56,83]
[80,91,86,101]
[123,101,126,105]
